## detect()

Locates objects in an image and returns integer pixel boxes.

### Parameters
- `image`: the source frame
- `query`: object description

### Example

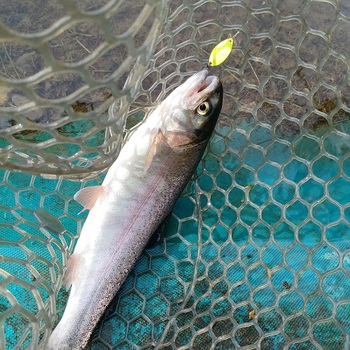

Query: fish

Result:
[46,68,223,350]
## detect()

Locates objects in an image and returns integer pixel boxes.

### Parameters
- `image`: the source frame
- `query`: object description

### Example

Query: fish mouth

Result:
[197,74,220,94]
[181,69,221,110]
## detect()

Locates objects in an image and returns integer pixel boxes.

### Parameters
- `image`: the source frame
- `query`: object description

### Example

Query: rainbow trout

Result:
[46,69,223,349]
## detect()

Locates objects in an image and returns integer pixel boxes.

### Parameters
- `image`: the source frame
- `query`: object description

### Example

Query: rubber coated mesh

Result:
[1,0,350,349]
[0,0,165,178]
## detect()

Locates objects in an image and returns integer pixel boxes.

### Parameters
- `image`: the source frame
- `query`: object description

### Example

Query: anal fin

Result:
[64,253,79,290]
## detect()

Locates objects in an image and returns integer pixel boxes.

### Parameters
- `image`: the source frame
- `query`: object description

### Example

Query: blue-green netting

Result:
[1,126,350,349]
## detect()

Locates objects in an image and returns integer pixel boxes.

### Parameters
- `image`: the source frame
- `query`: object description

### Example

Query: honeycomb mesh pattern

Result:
[1,0,350,349]
[0,0,165,177]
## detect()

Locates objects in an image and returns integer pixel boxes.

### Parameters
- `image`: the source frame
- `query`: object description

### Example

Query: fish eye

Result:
[197,101,211,116]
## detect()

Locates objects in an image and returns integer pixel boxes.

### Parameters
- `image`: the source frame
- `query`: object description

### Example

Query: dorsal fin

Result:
[74,186,105,212]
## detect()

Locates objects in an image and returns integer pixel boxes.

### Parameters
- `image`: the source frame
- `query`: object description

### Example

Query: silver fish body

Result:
[46,69,223,350]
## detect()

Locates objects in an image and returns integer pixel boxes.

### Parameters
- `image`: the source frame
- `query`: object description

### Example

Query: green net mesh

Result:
[1,0,350,349]
[0,0,165,178]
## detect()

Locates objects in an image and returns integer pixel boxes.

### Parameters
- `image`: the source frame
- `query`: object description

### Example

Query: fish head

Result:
[161,69,223,145]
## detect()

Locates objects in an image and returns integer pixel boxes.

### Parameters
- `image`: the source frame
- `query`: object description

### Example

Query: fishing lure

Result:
[208,38,234,67]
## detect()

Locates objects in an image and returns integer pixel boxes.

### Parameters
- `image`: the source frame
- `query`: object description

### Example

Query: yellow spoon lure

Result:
[208,38,234,67]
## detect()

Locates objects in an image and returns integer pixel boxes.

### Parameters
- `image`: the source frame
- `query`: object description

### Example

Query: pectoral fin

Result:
[74,186,105,212]
[144,128,193,170]
[144,128,163,171]
[165,132,193,147]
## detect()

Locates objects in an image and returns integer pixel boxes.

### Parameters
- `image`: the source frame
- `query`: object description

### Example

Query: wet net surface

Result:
[1,0,350,349]
[0,0,165,178]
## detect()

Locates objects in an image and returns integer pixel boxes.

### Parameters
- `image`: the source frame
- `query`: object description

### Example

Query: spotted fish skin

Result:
[46,69,223,350]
